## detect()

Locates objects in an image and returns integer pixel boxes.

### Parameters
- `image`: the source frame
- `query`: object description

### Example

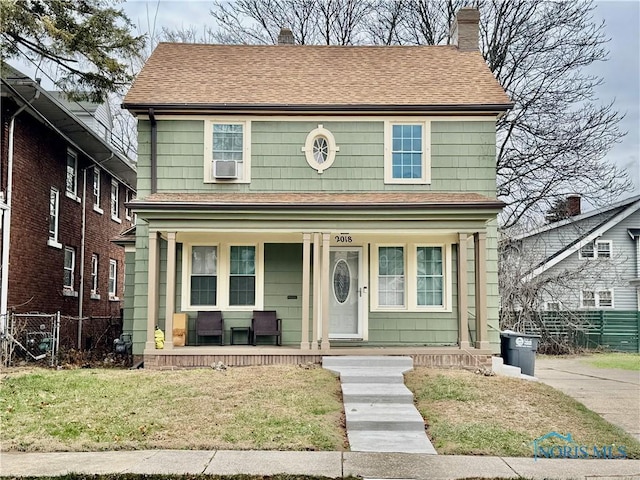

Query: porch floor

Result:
[143,345,493,369]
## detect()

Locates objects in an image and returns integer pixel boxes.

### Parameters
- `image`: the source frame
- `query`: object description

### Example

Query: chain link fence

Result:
[1,312,125,367]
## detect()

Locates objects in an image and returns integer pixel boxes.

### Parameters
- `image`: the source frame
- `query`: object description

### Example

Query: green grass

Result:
[583,352,640,370]
[405,368,640,458]
[0,366,346,452]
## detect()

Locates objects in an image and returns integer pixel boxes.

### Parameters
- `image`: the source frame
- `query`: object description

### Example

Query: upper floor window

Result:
[125,190,133,220]
[302,124,339,174]
[63,247,75,291]
[579,240,612,259]
[205,121,251,183]
[110,180,120,223]
[384,120,431,184]
[93,168,103,214]
[65,149,79,200]
[48,187,61,249]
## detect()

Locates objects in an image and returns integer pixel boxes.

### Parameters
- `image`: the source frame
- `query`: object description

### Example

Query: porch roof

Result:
[131,192,504,211]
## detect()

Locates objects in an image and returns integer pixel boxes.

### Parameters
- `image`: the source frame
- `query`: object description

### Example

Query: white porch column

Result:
[164,231,177,349]
[312,232,320,350]
[458,233,470,349]
[300,233,311,350]
[474,231,489,350]
[320,232,331,351]
[146,231,159,351]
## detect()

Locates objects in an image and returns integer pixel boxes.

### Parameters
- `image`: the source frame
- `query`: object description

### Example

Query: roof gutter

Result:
[148,108,157,194]
[123,102,515,115]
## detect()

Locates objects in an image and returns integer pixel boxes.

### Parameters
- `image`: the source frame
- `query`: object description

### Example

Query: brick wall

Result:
[2,99,134,318]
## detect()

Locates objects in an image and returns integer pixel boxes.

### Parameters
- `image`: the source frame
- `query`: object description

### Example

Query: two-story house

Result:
[0,65,137,333]
[511,194,640,311]
[122,8,512,368]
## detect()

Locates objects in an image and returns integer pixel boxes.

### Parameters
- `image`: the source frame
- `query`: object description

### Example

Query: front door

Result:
[329,247,362,339]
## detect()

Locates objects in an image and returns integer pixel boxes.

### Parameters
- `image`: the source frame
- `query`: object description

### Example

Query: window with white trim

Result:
[205,121,251,183]
[125,190,132,220]
[48,187,61,248]
[91,254,99,295]
[372,243,451,311]
[93,168,102,213]
[384,120,431,184]
[229,245,256,306]
[65,149,78,199]
[545,301,561,311]
[377,246,405,307]
[110,180,120,222]
[190,246,217,306]
[63,247,75,290]
[302,124,339,173]
[416,246,443,306]
[579,240,612,259]
[108,259,118,299]
[581,289,613,308]
[183,243,262,311]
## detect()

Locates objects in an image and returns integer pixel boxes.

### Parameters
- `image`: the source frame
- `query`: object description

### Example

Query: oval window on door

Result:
[333,259,351,304]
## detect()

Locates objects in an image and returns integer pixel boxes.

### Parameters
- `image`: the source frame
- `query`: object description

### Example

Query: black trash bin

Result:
[500,331,541,376]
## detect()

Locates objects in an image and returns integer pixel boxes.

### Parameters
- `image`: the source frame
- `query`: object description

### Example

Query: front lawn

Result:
[0,365,346,452]
[583,352,640,370]
[405,367,640,458]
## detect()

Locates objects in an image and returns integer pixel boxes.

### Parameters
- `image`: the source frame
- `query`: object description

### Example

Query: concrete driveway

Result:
[534,356,640,441]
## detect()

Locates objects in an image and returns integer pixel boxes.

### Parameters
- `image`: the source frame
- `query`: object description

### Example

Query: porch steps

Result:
[322,355,437,454]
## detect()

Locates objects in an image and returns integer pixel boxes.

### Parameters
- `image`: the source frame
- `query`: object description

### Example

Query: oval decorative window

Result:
[302,124,339,173]
[313,136,329,164]
[333,259,351,304]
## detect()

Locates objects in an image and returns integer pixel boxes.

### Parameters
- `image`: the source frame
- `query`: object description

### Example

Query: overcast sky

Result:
[121,0,639,199]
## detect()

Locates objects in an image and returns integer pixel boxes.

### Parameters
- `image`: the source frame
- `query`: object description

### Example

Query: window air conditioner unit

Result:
[213,160,238,179]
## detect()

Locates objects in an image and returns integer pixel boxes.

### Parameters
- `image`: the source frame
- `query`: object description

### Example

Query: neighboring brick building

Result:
[0,66,136,325]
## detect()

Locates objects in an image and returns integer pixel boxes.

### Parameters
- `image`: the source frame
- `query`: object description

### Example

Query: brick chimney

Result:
[277,28,294,45]
[450,7,480,52]
[567,194,581,217]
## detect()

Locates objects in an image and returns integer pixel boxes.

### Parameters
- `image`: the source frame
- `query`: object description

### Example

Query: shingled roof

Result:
[123,43,512,113]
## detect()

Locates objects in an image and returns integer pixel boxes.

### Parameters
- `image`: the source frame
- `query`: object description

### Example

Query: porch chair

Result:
[196,311,224,346]
[251,310,282,346]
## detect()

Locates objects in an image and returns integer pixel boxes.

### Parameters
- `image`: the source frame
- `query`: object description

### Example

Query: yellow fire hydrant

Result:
[154,326,165,349]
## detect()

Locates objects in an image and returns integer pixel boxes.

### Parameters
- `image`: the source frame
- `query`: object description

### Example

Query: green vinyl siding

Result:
[122,251,136,335]
[136,119,497,197]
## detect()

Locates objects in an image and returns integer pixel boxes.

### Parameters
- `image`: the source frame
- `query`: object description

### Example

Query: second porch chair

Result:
[251,310,282,346]
[196,311,224,346]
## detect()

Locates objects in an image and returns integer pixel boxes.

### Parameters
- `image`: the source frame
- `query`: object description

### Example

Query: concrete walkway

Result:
[535,356,640,441]
[2,450,640,479]
[323,355,436,454]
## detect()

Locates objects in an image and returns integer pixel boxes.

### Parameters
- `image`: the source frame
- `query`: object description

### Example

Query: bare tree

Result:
[167,0,631,228]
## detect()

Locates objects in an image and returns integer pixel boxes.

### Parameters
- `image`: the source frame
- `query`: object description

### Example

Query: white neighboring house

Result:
[510,195,640,312]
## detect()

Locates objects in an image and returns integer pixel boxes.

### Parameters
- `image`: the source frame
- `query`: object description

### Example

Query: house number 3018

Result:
[335,235,353,243]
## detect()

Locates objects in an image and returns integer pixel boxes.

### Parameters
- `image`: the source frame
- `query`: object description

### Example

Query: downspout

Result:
[1,88,40,333]
[149,108,157,194]
[77,168,87,348]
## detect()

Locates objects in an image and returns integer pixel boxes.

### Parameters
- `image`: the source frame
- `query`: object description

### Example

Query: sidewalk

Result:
[535,356,640,441]
[1,450,640,479]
